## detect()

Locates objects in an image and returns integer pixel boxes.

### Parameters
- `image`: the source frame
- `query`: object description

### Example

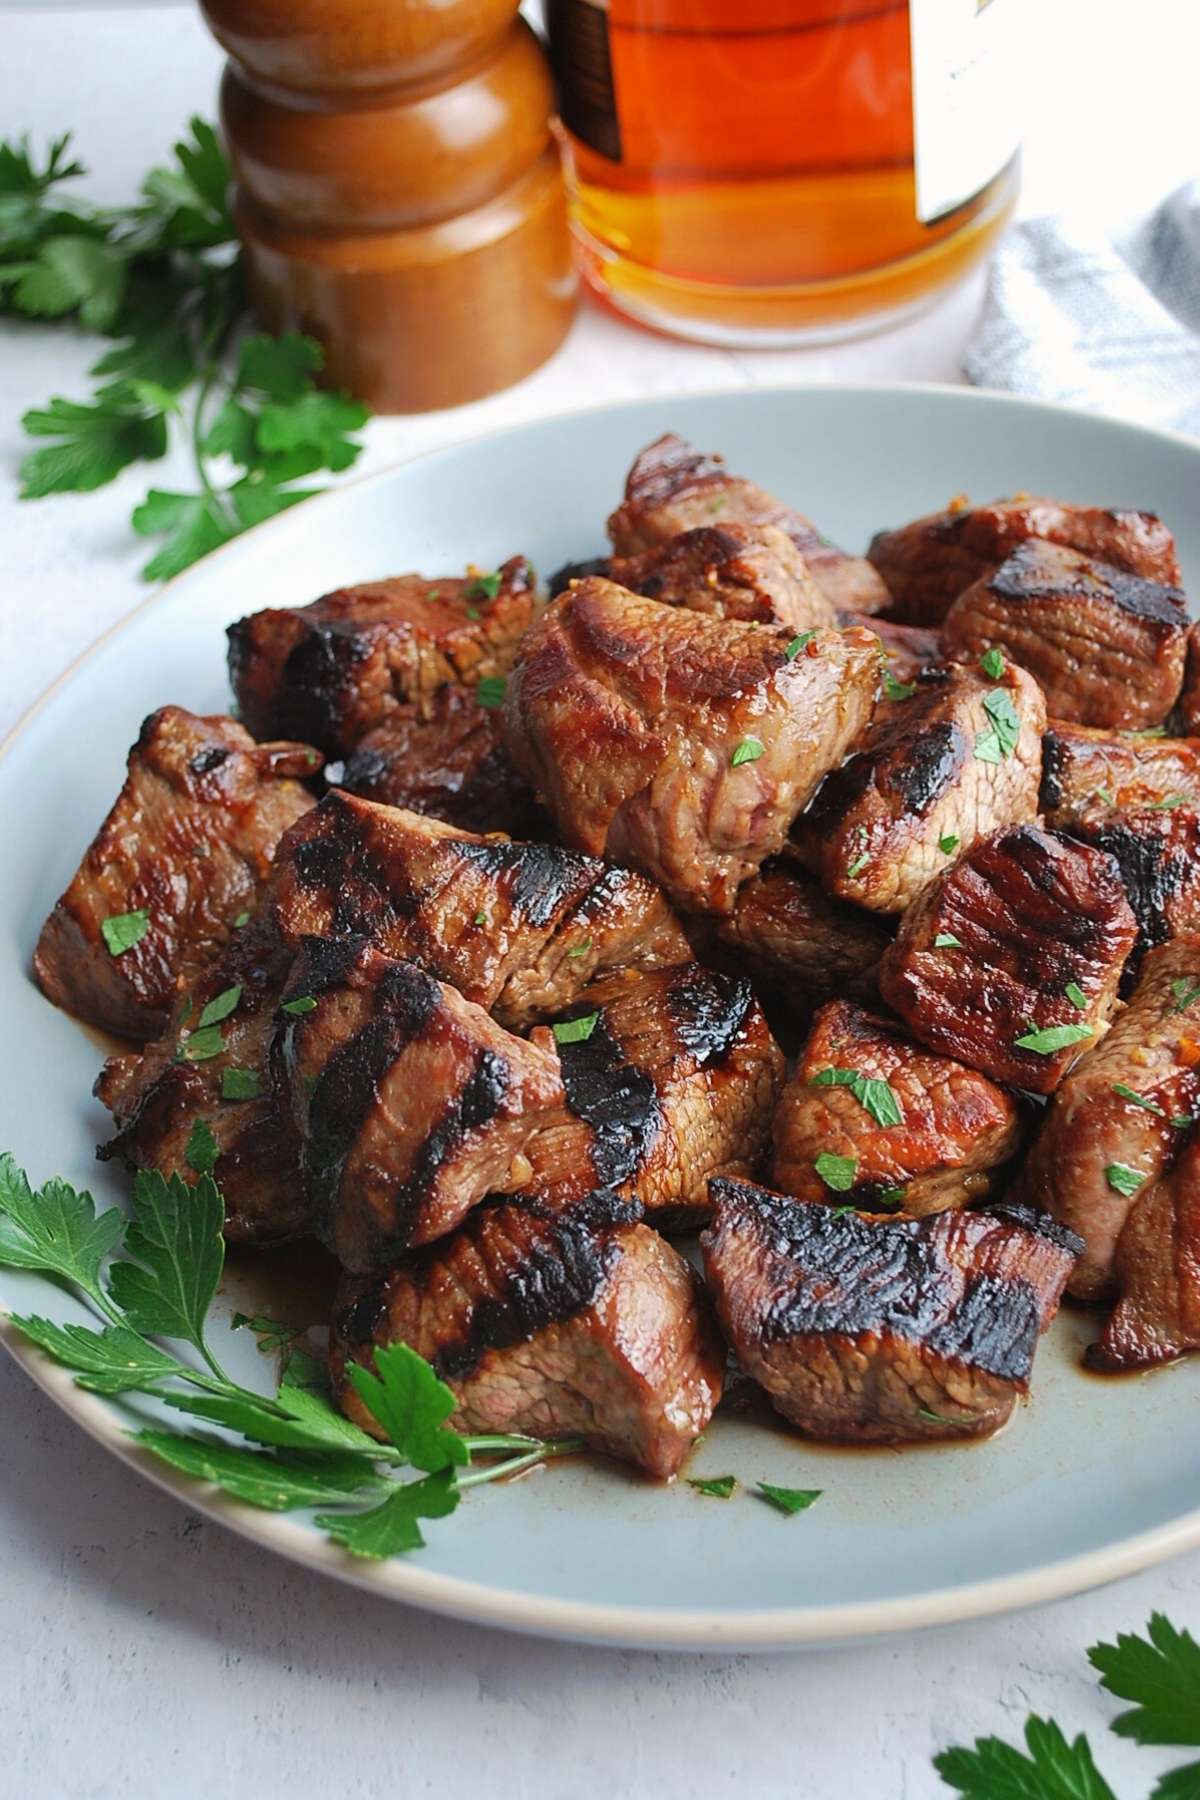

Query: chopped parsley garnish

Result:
[877,1186,906,1209]
[1173,1114,1196,1130]
[883,673,916,702]
[730,736,765,768]
[1148,793,1188,810]
[184,1119,219,1176]
[979,647,1006,679]
[232,911,250,929]
[1065,981,1088,1011]
[466,606,481,620]
[553,1012,599,1046]
[938,834,960,855]
[1123,726,1168,740]
[567,939,592,959]
[687,1474,736,1499]
[974,688,1022,763]
[814,1151,857,1192]
[1015,1023,1094,1055]
[1112,1083,1165,1116]
[426,588,440,601]
[830,1204,856,1220]
[784,631,815,660]
[475,675,506,709]
[473,910,488,927]
[221,1067,263,1101]
[464,570,502,601]
[281,996,316,1016]
[1172,979,1200,1013]
[197,985,242,1030]
[756,1483,822,1517]
[847,852,870,878]
[100,908,149,957]
[934,933,962,949]
[1105,1163,1146,1197]
[810,1066,904,1128]
[707,498,726,516]
[182,1025,226,1062]
[918,1407,967,1426]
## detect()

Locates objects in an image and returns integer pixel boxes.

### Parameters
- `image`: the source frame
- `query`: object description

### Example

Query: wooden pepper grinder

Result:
[200,0,578,413]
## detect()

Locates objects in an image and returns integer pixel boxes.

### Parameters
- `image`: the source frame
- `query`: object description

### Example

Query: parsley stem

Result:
[189,358,236,528]
[455,1438,583,1489]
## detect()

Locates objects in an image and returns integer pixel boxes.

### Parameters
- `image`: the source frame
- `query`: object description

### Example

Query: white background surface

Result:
[2,5,1200,1796]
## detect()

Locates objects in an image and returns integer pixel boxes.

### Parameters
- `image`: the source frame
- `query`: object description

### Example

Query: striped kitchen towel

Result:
[964,180,1200,437]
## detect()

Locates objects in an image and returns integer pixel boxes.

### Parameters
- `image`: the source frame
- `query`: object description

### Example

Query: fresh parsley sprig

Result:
[3,122,370,579]
[0,1153,578,1557]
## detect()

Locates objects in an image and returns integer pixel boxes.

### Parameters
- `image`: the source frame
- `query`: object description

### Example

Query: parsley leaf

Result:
[847,852,870,878]
[1105,1164,1146,1197]
[934,933,962,949]
[1065,981,1088,1011]
[182,1024,225,1062]
[933,1717,1117,1799]
[567,939,592,959]
[814,1152,857,1192]
[281,995,317,1017]
[883,673,916,701]
[939,834,960,855]
[6,1313,182,1396]
[20,387,168,497]
[688,1475,737,1499]
[810,1066,904,1128]
[1089,1613,1200,1748]
[476,675,507,709]
[975,690,1020,763]
[107,1169,224,1355]
[100,907,149,956]
[184,1118,219,1176]
[131,489,235,582]
[0,1154,124,1306]
[465,570,503,601]
[1015,1023,1094,1055]
[197,984,242,1030]
[1112,1084,1165,1117]
[1172,980,1200,1014]
[731,736,765,767]
[136,1429,387,1513]
[342,1343,468,1474]
[785,632,815,660]
[553,1012,599,1046]
[159,1385,381,1458]
[756,1483,822,1516]
[316,1469,459,1558]
[221,1067,262,1101]
[980,647,1007,679]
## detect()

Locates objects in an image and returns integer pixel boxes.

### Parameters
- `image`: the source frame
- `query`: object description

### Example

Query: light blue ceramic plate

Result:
[4,385,1199,1651]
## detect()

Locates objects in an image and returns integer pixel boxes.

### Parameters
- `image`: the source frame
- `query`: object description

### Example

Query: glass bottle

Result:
[546,0,1021,346]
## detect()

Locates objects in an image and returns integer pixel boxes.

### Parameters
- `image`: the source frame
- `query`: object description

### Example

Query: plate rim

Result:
[5,378,1200,1650]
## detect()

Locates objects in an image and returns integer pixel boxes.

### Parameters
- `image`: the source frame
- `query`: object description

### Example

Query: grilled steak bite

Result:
[1180,623,1200,734]
[96,911,307,1243]
[878,824,1138,1093]
[868,497,1181,627]
[795,660,1045,914]
[526,964,784,1221]
[1040,724,1200,829]
[331,1191,724,1477]
[269,791,690,1028]
[702,1179,1080,1442]
[608,522,836,631]
[502,578,880,915]
[708,862,890,1018]
[606,433,889,613]
[34,706,317,1042]
[840,613,942,685]
[332,685,540,836]
[276,939,568,1270]
[773,1001,1023,1216]
[941,542,1189,729]
[1087,1137,1200,1373]
[227,556,537,755]
[1021,936,1200,1301]
[1071,808,1200,973]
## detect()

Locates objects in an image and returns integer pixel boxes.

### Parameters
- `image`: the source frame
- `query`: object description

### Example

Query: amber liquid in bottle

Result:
[547,0,1020,345]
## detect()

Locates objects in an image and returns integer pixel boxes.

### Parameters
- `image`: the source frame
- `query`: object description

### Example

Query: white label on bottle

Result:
[909,0,1021,224]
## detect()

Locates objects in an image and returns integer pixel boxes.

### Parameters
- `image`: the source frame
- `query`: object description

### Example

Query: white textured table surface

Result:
[3,7,1200,1797]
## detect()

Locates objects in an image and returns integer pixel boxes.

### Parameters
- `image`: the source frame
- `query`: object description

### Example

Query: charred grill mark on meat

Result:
[701,1178,1080,1442]
[1071,810,1200,973]
[608,521,837,632]
[1040,725,1200,829]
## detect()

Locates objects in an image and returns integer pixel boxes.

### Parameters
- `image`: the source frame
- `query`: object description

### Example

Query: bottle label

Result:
[909,0,1020,224]
[546,0,622,165]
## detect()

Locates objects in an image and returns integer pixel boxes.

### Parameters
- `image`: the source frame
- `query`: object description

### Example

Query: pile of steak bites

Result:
[35,433,1200,1477]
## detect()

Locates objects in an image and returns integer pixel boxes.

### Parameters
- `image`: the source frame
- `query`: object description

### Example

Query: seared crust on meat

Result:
[332,685,541,836]
[34,706,317,1042]
[269,791,690,1028]
[702,1179,1080,1442]
[868,497,1181,627]
[839,613,942,685]
[795,660,1045,913]
[1087,1138,1200,1373]
[1021,935,1200,1300]
[878,824,1138,1093]
[773,1001,1023,1215]
[607,433,889,613]
[707,862,890,1019]
[525,964,784,1222]
[1180,622,1200,734]
[331,1192,725,1477]
[1040,724,1200,829]
[276,939,568,1270]
[1071,809,1200,973]
[227,556,537,754]
[609,522,836,631]
[502,578,881,914]
[941,542,1189,729]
